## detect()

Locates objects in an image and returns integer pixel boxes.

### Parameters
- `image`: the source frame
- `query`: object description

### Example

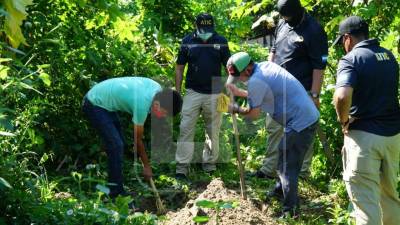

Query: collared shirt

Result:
[336,39,400,136]
[271,14,328,90]
[176,32,231,94]
[247,62,319,132]
[87,77,162,125]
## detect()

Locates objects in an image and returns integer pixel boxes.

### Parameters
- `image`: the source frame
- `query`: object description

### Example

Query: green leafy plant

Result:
[2,0,33,47]
[193,200,239,225]
[0,0,399,224]
[328,203,355,225]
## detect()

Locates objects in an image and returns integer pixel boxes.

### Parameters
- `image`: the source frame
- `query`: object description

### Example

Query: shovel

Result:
[149,177,167,214]
[230,94,247,200]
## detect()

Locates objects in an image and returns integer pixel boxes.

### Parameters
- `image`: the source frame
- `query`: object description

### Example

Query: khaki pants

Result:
[343,130,400,225]
[260,114,314,177]
[176,89,222,175]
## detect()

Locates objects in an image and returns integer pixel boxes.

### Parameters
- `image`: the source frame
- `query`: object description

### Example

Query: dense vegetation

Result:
[1,0,399,224]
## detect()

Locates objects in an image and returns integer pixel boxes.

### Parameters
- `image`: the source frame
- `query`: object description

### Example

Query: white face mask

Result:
[197,31,213,41]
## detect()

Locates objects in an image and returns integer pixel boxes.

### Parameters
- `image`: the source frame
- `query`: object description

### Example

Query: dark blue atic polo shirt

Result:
[271,14,328,90]
[176,32,231,94]
[336,39,400,136]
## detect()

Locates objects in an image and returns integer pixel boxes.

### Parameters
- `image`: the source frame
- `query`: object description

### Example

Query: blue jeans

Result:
[275,122,317,212]
[82,96,125,197]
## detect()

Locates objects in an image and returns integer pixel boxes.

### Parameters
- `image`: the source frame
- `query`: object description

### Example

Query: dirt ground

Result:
[161,178,277,225]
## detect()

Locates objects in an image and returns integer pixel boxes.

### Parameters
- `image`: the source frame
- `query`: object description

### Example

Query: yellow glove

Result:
[217,93,230,112]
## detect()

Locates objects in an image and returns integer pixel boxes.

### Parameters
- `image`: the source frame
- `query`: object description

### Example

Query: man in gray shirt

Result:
[226,52,319,218]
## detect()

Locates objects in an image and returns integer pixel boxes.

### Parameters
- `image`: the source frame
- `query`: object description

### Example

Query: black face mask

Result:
[278,0,304,27]
[285,9,304,27]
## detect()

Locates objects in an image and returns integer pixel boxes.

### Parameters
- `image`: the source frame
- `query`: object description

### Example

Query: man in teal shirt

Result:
[82,77,182,198]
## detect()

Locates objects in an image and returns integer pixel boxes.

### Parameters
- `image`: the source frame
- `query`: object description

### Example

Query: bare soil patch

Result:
[162,178,277,225]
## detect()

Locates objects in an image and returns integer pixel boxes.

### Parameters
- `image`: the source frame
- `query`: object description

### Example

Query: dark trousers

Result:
[274,122,317,212]
[82,96,125,197]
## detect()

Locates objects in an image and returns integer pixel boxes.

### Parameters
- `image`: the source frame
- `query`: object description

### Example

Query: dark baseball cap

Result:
[332,16,369,46]
[195,13,214,33]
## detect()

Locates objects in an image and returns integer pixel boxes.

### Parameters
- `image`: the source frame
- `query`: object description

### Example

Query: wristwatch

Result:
[308,91,319,99]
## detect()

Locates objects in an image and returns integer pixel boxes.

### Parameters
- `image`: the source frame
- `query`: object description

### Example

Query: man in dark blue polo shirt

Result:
[333,16,400,225]
[252,0,328,182]
[175,13,231,179]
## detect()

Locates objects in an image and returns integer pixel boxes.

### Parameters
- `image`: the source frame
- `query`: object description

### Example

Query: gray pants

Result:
[259,114,314,178]
[343,130,400,225]
[175,89,222,175]
[277,122,317,212]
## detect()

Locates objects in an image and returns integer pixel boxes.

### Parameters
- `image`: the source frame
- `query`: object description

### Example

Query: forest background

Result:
[0,0,399,224]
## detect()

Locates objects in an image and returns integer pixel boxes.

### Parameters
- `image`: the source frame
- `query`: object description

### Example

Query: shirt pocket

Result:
[210,45,222,60]
[288,33,306,52]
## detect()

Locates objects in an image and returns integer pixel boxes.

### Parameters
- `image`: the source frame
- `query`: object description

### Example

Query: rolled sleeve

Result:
[336,58,357,88]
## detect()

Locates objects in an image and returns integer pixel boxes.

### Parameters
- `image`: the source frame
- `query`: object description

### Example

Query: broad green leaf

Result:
[40,153,48,164]
[193,216,210,223]
[3,0,33,47]
[300,0,315,10]
[86,12,109,30]
[196,200,216,208]
[39,73,51,86]
[96,184,110,195]
[325,15,345,35]
[0,66,10,79]
[96,13,109,27]
[0,177,12,189]
[110,16,140,42]
[85,20,97,30]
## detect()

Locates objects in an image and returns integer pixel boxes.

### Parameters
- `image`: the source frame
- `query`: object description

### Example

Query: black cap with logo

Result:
[332,16,369,46]
[195,13,215,33]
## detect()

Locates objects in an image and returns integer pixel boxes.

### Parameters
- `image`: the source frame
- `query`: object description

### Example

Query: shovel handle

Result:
[230,94,247,200]
[149,178,166,213]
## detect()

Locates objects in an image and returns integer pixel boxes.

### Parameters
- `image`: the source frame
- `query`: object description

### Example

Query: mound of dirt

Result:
[162,178,277,225]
